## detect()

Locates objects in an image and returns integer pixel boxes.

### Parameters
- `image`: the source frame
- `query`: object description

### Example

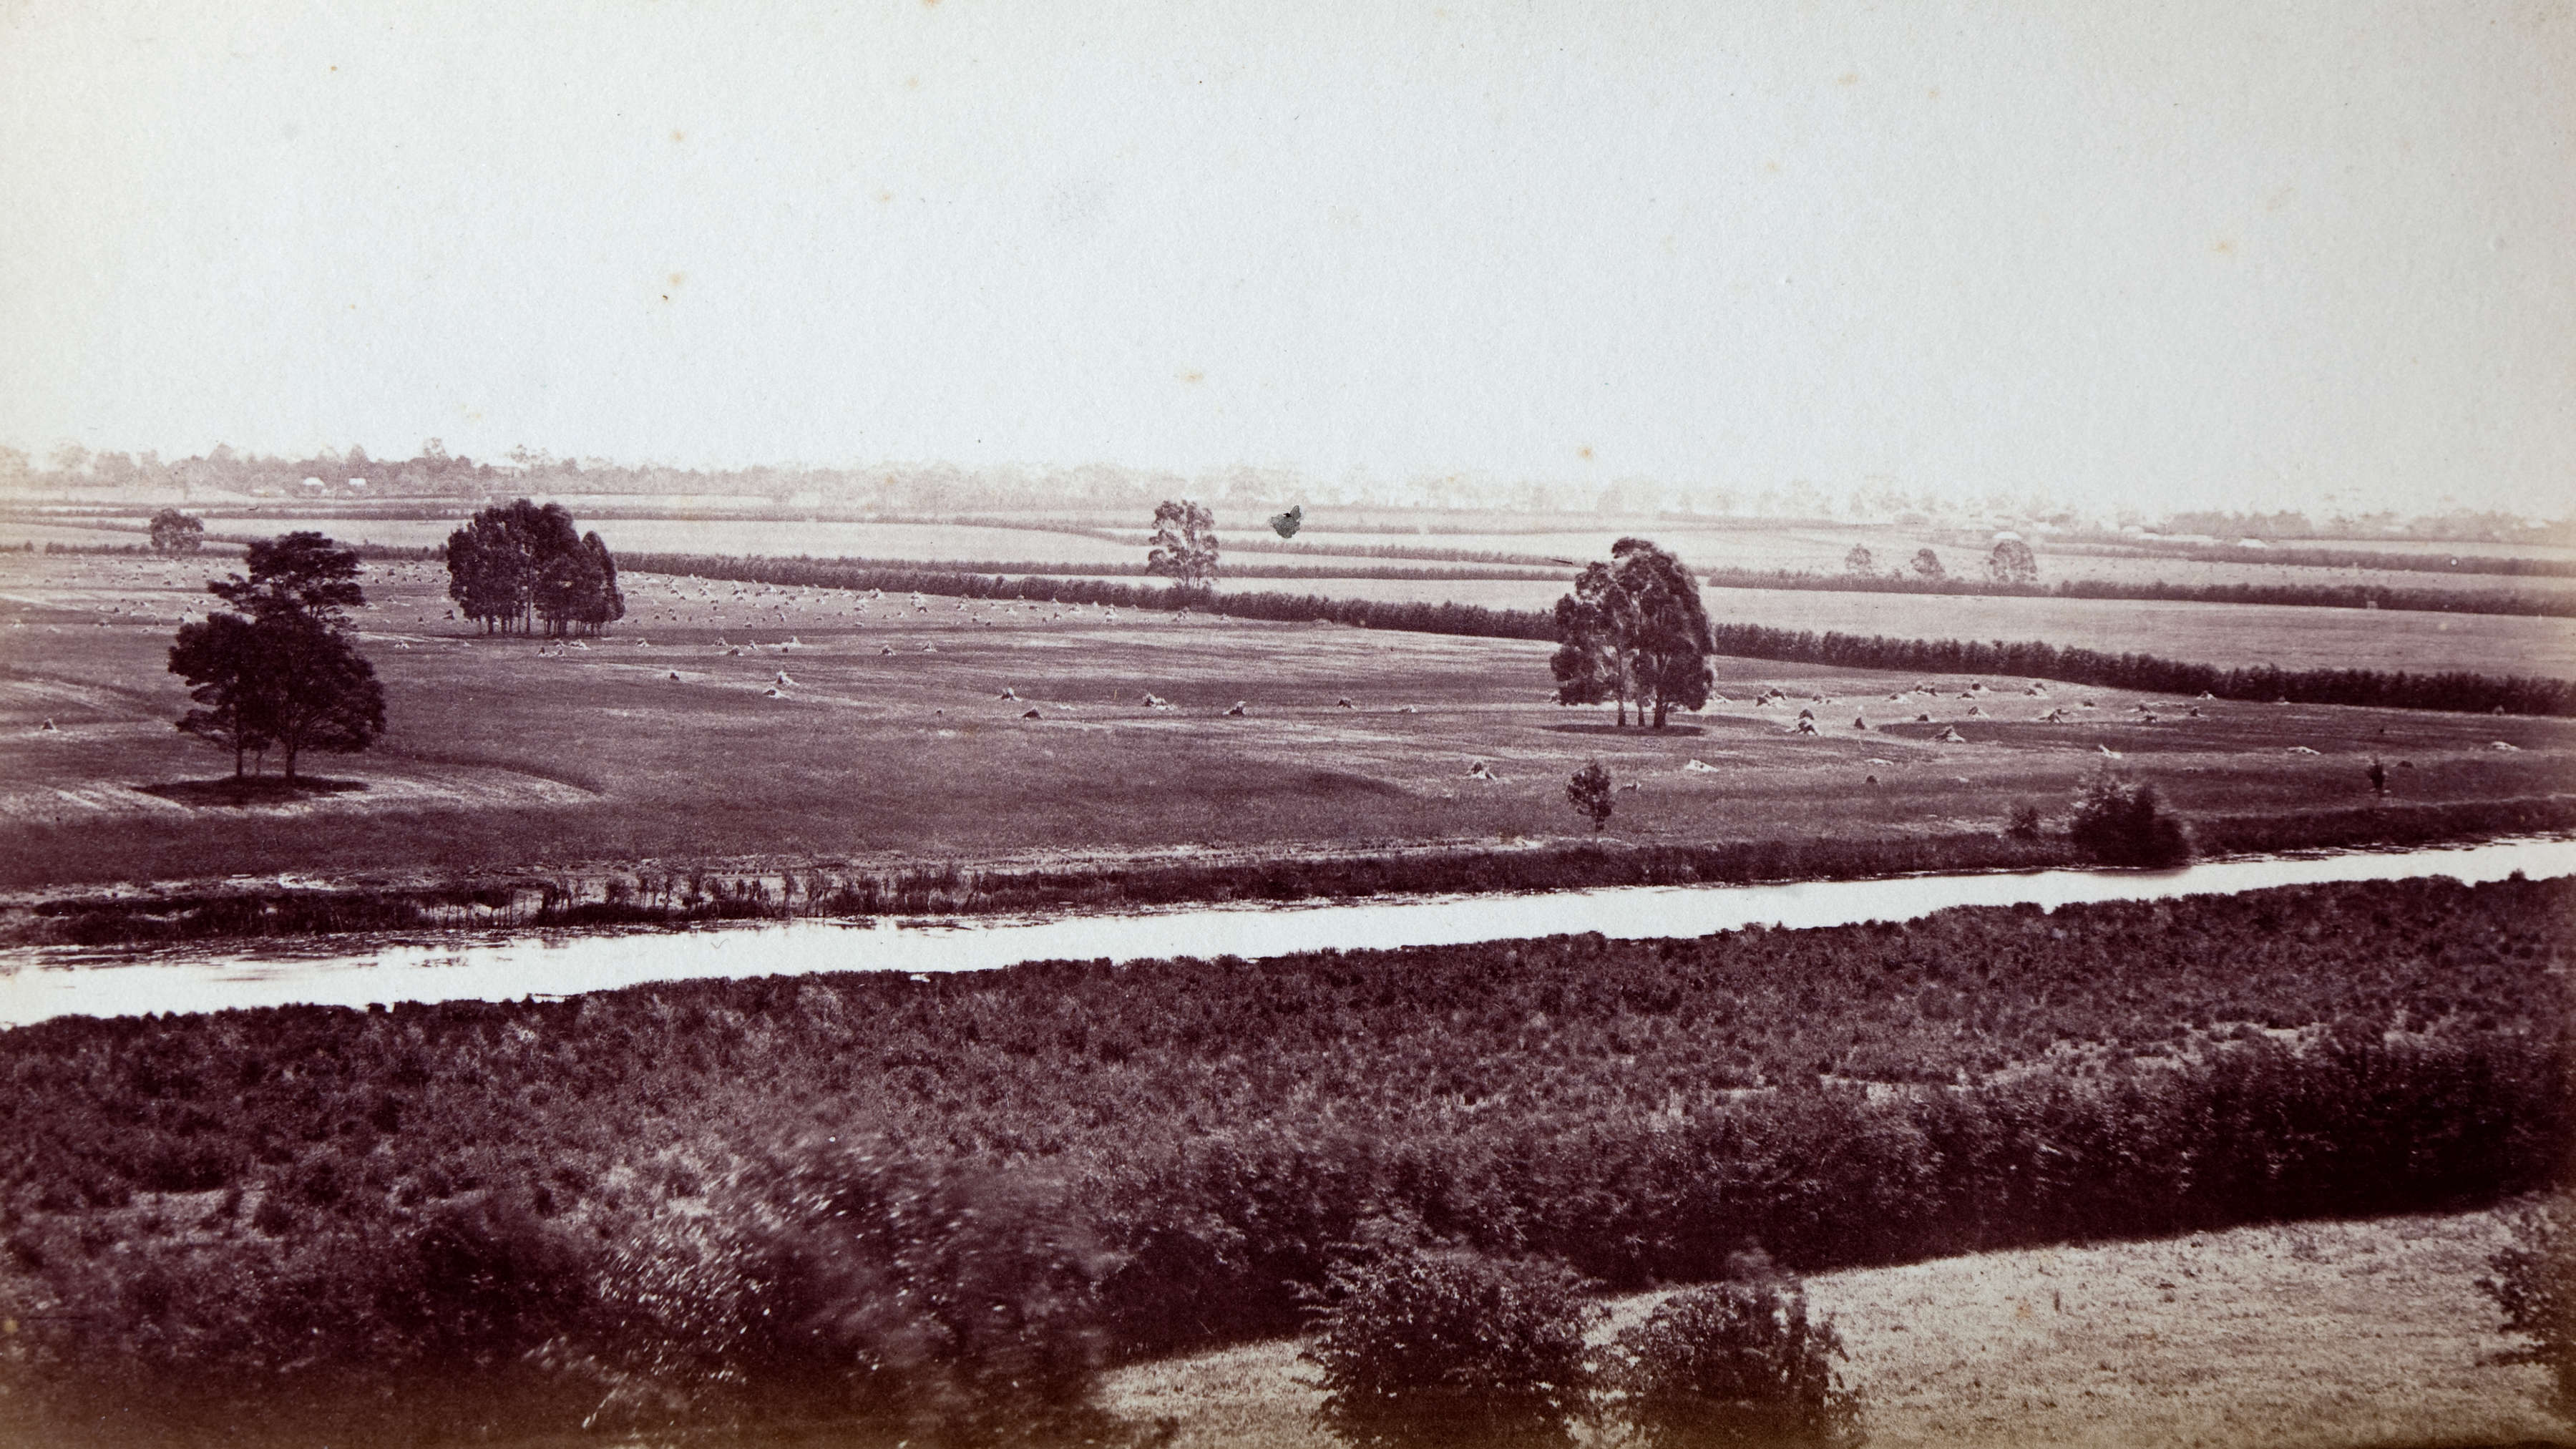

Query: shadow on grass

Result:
[137,776,369,808]
[1541,723,1705,736]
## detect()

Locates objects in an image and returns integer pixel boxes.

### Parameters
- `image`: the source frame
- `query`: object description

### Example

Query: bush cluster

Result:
[1302,1245,1862,1449]
[2066,766,2193,867]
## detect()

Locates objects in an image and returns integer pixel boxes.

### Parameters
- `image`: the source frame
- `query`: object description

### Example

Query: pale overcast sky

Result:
[2,1,2569,513]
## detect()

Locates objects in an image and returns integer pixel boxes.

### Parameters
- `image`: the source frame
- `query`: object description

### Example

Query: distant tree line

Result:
[443,500,625,636]
[1693,565,2576,619]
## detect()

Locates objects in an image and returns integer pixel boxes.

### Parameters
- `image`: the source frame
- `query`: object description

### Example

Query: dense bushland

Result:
[2,877,2570,1443]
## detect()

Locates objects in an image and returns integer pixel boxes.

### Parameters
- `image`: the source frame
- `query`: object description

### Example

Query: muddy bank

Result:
[8,794,2573,950]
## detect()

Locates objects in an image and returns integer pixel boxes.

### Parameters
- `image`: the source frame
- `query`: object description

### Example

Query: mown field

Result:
[3,552,2572,894]
[1,874,2566,1445]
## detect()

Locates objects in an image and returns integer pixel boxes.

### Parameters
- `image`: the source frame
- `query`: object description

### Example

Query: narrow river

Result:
[4,836,2571,1029]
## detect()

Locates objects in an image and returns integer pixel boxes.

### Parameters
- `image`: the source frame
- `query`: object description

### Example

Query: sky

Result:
[1,0,2570,514]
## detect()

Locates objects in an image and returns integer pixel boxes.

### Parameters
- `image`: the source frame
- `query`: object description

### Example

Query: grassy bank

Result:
[14,795,2576,948]
[2,875,2568,1445]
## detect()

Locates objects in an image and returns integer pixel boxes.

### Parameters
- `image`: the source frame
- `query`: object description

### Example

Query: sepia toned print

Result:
[1,3,2572,1445]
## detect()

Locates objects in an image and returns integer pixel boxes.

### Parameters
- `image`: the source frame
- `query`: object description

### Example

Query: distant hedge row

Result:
[620,552,2575,716]
[1706,622,2576,717]
[1699,565,2576,619]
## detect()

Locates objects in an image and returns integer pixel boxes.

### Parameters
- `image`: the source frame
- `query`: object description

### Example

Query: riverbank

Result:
[11,794,2575,950]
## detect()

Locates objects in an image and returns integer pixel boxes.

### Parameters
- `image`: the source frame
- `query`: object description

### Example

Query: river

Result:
[4,836,2571,1029]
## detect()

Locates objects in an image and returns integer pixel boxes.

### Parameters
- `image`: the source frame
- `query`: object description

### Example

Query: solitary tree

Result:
[1911,548,1945,581]
[148,508,205,555]
[1566,761,1615,833]
[171,534,386,782]
[1842,545,1874,575]
[1146,499,1220,594]
[1614,540,1715,728]
[1985,536,2039,585]
[1550,539,1713,729]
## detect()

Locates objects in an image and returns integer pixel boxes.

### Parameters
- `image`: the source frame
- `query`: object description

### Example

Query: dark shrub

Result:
[1304,1246,1601,1449]
[2067,765,2192,867]
[1607,1264,1863,1447]
[2005,802,2044,841]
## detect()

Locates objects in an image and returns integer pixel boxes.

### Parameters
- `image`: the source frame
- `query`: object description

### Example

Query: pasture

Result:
[1204,575,2576,676]
[3,550,2572,892]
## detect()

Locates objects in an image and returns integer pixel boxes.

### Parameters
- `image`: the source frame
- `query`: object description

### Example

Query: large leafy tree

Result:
[1550,538,1714,728]
[1146,499,1220,593]
[444,500,623,636]
[170,534,386,781]
[1614,538,1715,727]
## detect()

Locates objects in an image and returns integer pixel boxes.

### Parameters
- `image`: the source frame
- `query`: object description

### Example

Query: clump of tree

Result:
[1604,1255,1864,1448]
[1843,545,1874,575]
[148,508,205,555]
[1551,538,1714,728]
[1910,548,1944,581]
[1304,1244,1602,1449]
[167,532,386,782]
[1985,536,2039,585]
[1146,499,1221,594]
[444,499,625,637]
[2067,763,2192,867]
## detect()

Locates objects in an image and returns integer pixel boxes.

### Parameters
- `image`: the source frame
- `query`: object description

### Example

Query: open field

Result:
[1108,1209,2567,1449]
[2,876,2567,1444]
[2,551,2572,892]
[1196,575,2576,676]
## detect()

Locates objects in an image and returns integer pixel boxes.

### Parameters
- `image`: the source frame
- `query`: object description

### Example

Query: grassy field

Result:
[1105,1208,2569,1449]
[2,551,2572,893]
[1194,575,2576,676]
